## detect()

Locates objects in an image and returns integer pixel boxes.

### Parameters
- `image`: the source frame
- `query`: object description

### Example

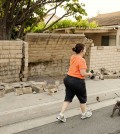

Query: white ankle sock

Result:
[59,113,64,116]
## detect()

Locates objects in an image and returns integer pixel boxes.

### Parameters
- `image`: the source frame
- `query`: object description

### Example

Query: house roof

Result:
[52,27,116,34]
[89,11,120,26]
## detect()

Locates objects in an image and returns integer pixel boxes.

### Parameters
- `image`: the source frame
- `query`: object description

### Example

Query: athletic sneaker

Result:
[56,114,66,123]
[81,111,92,119]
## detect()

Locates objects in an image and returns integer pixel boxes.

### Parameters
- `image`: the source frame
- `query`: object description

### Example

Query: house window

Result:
[101,36,109,46]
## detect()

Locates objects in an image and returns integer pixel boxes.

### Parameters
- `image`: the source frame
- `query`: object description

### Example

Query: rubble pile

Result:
[0,80,60,98]
[90,68,120,81]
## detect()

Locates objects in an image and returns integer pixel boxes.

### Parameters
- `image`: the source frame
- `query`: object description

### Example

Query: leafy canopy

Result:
[0,0,87,39]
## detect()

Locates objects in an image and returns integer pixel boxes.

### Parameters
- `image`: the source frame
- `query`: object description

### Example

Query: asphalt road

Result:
[15,105,120,134]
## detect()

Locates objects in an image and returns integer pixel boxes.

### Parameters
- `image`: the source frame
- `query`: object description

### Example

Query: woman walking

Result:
[56,43,93,122]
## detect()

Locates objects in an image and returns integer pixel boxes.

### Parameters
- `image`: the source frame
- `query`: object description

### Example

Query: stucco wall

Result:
[0,41,28,83]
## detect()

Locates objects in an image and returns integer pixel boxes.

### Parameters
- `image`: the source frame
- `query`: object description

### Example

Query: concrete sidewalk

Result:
[0,79,120,126]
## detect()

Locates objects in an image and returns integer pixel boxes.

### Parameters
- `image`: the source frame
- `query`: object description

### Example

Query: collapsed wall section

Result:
[26,33,88,77]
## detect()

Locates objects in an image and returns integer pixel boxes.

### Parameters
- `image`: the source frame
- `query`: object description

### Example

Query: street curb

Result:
[0,88,120,126]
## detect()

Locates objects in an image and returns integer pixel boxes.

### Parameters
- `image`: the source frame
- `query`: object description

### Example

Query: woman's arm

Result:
[80,69,92,77]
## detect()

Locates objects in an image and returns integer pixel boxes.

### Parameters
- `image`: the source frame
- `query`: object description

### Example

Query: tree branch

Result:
[2,0,11,24]
[27,0,31,8]
[28,1,63,32]
[41,13,68,32]
[17,0,64,24]
[13,0,25,25]
[17,22,25,38]
[43,1,64,28]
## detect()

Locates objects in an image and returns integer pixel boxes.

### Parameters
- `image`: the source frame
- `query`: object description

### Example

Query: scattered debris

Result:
[29,81,47,93]
[96,96,100,102]
[0,85,5,98]
[47,84,58,95]
[89,68,120,81]
[33,91,37,94]
[2,80,60,96]
[46,80,60,95]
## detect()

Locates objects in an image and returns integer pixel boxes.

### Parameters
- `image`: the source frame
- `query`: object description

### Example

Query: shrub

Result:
[25,19,98,33]
[89,21,98,28]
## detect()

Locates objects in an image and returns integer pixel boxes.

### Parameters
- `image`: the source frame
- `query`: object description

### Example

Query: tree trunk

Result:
[0,23,7,40]
[0,21,12,40]
[6,23,13,40]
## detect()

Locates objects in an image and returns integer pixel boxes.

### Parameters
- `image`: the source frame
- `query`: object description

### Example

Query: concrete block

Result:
[4,84,14,94]
[14,85,23,96]
[22,83,32,94]
[1,50,9,55]
[22,78,28,82]
[0,46,2,50]
[22,87,32,94]
[32,85,44,93]
[2,46,10,50]
[15,46,22,50]
[9,50,22,54]
[16,54,22,58]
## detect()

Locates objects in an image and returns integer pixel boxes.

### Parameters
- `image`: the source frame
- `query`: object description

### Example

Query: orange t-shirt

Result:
[67,55,87,79]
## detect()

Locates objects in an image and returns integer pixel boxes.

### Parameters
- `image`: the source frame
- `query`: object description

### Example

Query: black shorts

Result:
[64,75,87,103]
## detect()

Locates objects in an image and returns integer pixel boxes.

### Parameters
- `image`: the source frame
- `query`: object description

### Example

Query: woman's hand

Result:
[88,72,93,77]
[80,69,93,77]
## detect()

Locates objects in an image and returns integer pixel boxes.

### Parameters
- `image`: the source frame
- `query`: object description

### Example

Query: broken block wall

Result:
[26,33,90,77]
[0,41,28,83]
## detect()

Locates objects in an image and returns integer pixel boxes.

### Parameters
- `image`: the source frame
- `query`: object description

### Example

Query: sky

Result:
[56,0,120,19]
[80,0,120,18]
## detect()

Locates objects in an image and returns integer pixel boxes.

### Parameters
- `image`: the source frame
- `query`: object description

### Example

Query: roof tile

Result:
[89,11,120,26]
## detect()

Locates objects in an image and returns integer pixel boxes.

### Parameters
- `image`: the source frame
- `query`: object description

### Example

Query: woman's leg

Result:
[75,80,87,113]
[60,101,70,114]
[80,103,92,119]
[56,101,70,122]
[56,76,74,122]
[60,75,74,114]
[80,103,86,113]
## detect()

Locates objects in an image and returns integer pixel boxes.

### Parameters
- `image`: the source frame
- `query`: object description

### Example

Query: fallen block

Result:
[14,84,23,96]
[47,84,58,95]
[29,81,47,93]
[22,83,32,94]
